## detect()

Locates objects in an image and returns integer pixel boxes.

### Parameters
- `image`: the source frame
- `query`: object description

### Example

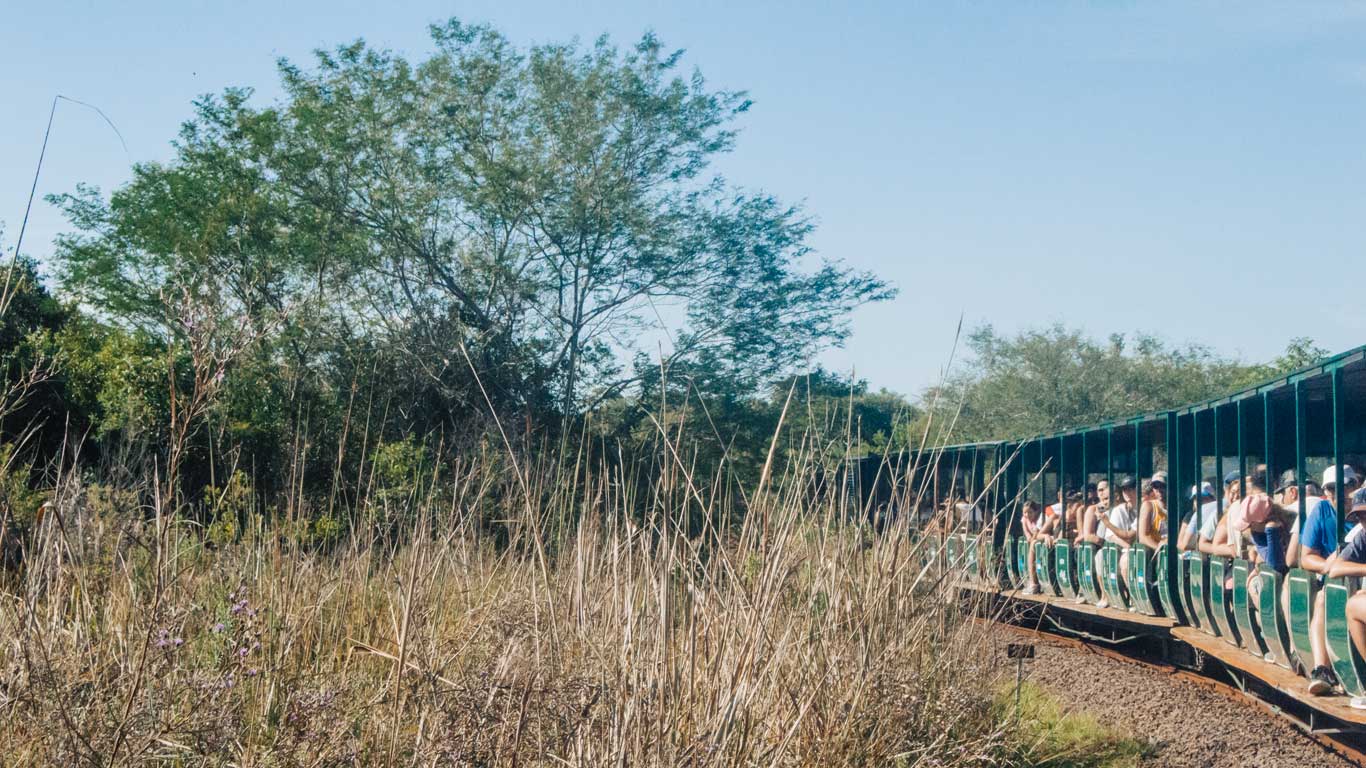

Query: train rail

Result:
[960,579,1366,763]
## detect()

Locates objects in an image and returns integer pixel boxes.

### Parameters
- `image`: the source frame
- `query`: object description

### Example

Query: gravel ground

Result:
[1003,631,1358,767]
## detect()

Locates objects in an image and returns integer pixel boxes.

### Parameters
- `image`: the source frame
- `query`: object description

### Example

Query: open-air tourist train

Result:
[855,343,1366,741]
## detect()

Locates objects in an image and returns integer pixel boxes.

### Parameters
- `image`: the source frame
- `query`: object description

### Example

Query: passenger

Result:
[1178,480,1217,552]
[1137,473,1168,551]
[1292,465,1359,695]
[1327,487,1366,709]
[1078,480,1111,546]
[1020,500,1044,595]
[1095,476,1139,609]
[1208,471,1245,559]
[1063,489,1086,542]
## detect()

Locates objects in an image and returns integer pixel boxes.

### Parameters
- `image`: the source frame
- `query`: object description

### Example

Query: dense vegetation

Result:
[0,17,1337,766]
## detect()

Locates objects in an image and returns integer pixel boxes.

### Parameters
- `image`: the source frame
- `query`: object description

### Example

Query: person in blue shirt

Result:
[1290,465,1360,694]
[1327,487,1366,709]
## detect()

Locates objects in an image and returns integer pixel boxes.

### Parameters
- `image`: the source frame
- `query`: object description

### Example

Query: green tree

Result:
[915,324,1325,442]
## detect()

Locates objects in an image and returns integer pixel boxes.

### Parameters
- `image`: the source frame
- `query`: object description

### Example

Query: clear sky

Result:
[4,1,1366,396]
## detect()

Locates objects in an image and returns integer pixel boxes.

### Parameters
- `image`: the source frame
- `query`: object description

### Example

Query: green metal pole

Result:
[1261,392,1270,503]
[1214,407,1223,516]
[1059,435,1067,539]
[1107,428,1115,506]
[1166,411,1180,619]
[1295,382,1307,533]
[1334,368,1345,537]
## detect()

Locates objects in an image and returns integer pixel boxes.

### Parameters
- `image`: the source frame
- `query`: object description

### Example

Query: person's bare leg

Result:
[1347,592,1366,661]
[1095,547,1109,607]
[1282,578,1297,663]
[1025,541,1038,589]
[1118,549,1131,595]
[1311,589,1331,670]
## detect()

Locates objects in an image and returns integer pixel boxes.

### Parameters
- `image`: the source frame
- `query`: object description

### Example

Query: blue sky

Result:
[4,1,1366,395]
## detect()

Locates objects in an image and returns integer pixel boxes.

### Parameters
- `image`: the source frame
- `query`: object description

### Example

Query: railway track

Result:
[977,593,1366,766]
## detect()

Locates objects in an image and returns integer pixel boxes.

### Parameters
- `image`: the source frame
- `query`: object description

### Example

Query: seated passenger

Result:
[1063,489,1086,542]
[1095,476,1139,609]
[1178,480,1218,552]
[1078,480,1111,546]
[1327,488,1366,709]
[1137,474,1168,551]
[1292,465,1359,695]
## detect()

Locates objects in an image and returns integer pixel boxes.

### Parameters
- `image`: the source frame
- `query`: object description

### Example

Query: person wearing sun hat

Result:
[1328,486,1366,708]
[1178,479,1218,552]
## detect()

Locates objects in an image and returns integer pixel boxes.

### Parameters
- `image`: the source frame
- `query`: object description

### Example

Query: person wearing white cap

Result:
[1177,480,1218,552]
[1291,464,1359,695]
[1328,488,1366,708]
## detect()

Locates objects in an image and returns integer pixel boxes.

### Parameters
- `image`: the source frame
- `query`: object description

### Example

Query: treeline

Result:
[0,19,1326,540]
[0,20,900,539]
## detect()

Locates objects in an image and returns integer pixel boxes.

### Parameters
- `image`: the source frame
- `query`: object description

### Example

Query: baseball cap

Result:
[1223,470,1241,485]
[1323,465,1360,488]
[1276,468,1299,494]
[1352,487,1366,516]
[1118,475,1136,490]
[1150,471,1168,487]
[1189,481,1215,499]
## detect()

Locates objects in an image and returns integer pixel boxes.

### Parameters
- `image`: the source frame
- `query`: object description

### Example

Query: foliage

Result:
[913,324,1328,442]
[995,681,1152,767]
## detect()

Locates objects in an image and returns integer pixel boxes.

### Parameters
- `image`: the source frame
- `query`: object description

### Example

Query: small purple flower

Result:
[211,622,226,634]
[174,637,184,647]
[246,668,258,677]
[239,647,250,658]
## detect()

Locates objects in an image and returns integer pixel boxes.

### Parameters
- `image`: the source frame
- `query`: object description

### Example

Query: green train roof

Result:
[921,342,1366,454]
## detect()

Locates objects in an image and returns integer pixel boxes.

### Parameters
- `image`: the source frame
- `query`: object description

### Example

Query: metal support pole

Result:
[1296,382,1307,531]
[1060,435,1067,538]
[1334,368,1346,536]
[1107,428,1115,506]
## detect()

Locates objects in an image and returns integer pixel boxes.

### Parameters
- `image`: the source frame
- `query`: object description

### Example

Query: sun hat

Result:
[1323,465,1360,488]
[1233,494,1274,532]
[1189,482,1215,499]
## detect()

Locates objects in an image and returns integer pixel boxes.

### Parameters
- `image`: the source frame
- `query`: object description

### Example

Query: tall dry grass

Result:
[0,425,1018,767]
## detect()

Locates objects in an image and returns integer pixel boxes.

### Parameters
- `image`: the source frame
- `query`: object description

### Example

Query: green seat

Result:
[1078,542,1102,604]
[1016,537,1030,587]
[946,535,962,573]
[1325,576,1366,697]
[1100,543,1128,610]
[1004,535,1020,587]
[1209,558,1240,646]
[1126,546,1157,615]
[982,537,998,585]
[964,535,980,581]
[1154,545,1177,620]
[1179,551,1201,629]
[1230,560,1267,658]
[1255,569,1293,670]
[1191,554,1217,636]
[1034,539,1060,596]
[1286,568,1317,674]
[1055,541,1078,599]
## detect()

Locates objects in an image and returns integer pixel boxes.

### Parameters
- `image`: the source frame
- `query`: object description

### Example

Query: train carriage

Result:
[853,343,1366,729]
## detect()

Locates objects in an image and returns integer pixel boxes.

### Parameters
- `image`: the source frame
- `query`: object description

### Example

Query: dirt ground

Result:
[1002,630,1359,768]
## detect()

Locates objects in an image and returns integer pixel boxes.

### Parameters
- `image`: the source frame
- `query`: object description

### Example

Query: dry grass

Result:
[0,434,1021,767]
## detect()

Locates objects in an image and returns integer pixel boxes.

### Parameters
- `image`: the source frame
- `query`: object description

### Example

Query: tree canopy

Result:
[913,325,1328,443]
[52,21,892,430]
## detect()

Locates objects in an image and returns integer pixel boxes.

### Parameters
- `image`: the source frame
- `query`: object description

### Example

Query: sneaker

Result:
[1073,595,1087,604]
[1096,598,1108,610]
[1351,696,1366,711]
[1308,666,1335,696]
[1021,584,1039,596]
